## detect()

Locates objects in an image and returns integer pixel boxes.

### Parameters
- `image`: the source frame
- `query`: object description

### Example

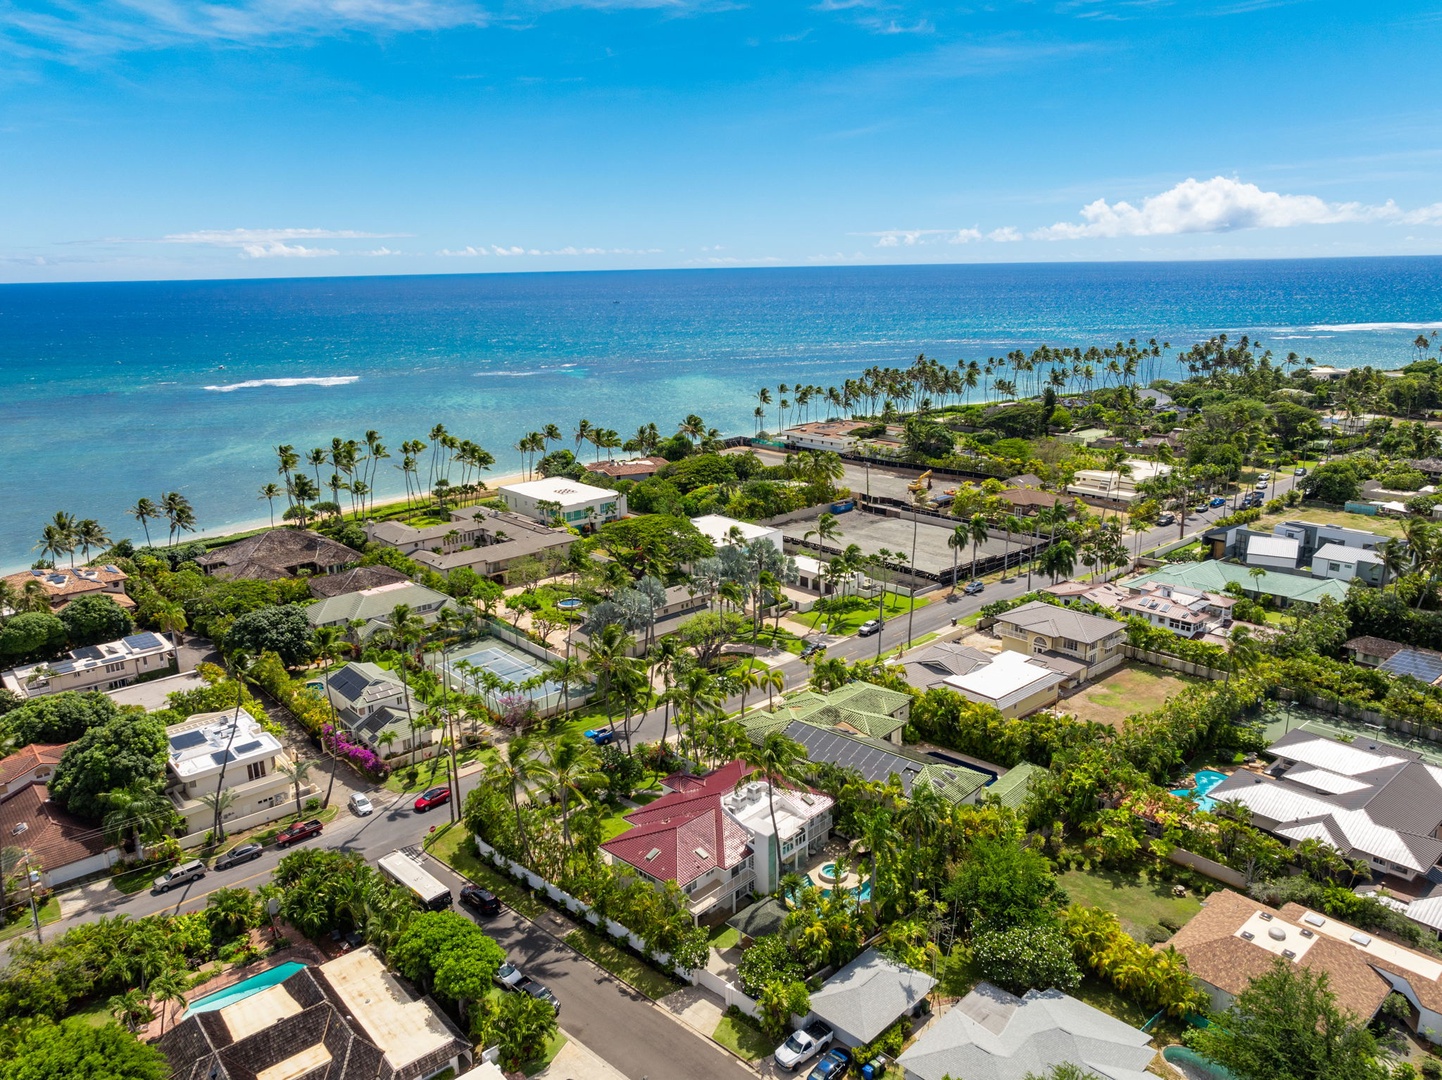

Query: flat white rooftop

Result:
[167,710,282,781]
[723,781,832,841]
[691,514,779,547]
[499,476,616,507]
[944,650,1065,705]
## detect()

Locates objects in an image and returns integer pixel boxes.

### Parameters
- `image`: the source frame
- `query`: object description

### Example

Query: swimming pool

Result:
[801,873,873,904]
[1168,769,1229,813]
[181,961,308,1017]
[1161,1046,1240,1080]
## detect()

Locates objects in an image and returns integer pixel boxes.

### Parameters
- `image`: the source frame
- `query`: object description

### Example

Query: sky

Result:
[1,0,1441,282]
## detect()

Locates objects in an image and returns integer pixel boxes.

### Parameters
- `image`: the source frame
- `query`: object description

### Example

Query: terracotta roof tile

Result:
[0,744,66,789]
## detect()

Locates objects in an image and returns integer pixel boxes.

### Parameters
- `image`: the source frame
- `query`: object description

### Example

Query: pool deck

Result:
[159,940,327,1039]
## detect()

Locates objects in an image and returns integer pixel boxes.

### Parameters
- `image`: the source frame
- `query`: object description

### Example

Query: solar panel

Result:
[232,740,263,755]
[123,632,163,651]
[1381,649,1442,684]
[170,729,208,751]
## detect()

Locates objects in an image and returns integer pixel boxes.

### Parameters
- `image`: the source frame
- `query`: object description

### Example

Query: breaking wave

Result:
[203,376,361,392]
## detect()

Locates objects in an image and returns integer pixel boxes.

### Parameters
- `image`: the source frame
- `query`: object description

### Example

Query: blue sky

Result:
[2,0,1440,281]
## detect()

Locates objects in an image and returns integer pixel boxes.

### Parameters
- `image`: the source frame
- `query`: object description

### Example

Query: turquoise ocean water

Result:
[2,259,1441,571]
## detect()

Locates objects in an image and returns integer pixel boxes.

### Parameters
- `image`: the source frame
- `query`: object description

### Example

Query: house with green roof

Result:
[1123,559,1349,608]
[983,762,1045,809]
[773,681,912,745]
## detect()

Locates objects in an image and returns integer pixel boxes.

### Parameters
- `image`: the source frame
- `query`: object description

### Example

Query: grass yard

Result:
[1256,504,1408,538]
[823,593,931,636]
[1059,865,1203,942]
[596,803,634,841]
[563,927,683,1000]
[0,896,60,940]
[1062,663,1201,729]
[523,1030,568,1076]
[424,824,545,919]
[384,747,498,794]
[712,1014,775,1061]
[708,924,740,950]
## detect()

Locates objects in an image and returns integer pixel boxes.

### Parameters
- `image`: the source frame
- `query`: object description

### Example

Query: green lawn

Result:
[424,824,545,919]
[0,896,60,940]
[563,927,683,1000]
[1256,504,1408,539]
[1058,866,1203,942]
[712,1014,775,1061]
[708,924,740,950]
[523,1031,568,1076]
[823,593,931,636]
[596,804,634,841]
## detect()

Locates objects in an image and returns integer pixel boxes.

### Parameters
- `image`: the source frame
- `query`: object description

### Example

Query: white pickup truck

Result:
[774,1021,834,1071]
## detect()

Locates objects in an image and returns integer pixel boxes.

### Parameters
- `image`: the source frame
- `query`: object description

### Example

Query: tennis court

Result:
[444,639,561,705]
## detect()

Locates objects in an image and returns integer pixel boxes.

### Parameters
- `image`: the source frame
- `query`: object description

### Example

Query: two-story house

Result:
[600,760,833,920]
[2,564,132,613]
[1117,582,1235,639]
[325,662,439,762]
[365,507,575,582]
[992,601,1125,679]
[1,631,175,700]
[166,710,314,836]
[304,581,455,639]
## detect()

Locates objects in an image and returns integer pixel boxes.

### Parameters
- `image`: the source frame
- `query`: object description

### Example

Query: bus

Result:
[378,850,452,910]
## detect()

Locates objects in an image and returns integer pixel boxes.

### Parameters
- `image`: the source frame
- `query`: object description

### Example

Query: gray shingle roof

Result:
[898,983,1153,1080]
[994,601,1123,645]
[807,948,936,1045]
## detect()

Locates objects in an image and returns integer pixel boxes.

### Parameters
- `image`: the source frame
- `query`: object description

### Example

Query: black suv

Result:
[460,884,501,916]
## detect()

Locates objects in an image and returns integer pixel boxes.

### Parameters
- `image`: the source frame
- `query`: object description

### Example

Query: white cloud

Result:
[163,227,402,246]
[240,241,338,258]
[365,246,403,256]
[863,228,986,247]
[1401,203,1442,226]
[1031,176,1389,240]
[988,226,1022,242]
[438,242,662,256]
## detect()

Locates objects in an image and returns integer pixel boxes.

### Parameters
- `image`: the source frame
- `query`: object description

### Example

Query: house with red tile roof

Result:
[0,744,66,798]
[602,761,833,919]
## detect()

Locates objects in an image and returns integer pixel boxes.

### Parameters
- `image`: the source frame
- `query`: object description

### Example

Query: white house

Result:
[165,710,312,837]
[305,581,455,637]
[498,476,625,528]
[1,631,175,700]
[720,779,834,893]
[1245,534,1301,571]
[942,650,1068,719]
[1066,459,1171,505]
[690,513,783,552]
[1311,542,1387,586]
[326,662,439,761]
[1118,582,1235,639]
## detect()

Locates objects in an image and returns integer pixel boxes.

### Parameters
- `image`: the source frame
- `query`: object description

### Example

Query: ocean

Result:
[3,258,1441,572]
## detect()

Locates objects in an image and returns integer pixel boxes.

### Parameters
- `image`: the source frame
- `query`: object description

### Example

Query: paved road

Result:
[424,854,757,1080]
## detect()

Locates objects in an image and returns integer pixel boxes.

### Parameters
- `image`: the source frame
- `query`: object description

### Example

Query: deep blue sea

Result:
[3,258,1441,572]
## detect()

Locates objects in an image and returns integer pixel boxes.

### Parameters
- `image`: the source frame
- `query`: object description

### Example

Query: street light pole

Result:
[22,850,41,944]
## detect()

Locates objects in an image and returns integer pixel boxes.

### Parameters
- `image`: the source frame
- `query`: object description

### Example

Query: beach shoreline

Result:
[0,468,535,577]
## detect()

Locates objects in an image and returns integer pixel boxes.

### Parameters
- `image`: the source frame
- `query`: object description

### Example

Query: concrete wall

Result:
[1121,646,1228,681]
[1167,847,1247,888]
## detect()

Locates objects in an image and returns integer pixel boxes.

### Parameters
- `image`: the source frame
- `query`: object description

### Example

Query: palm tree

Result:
[36,511,77,566]
[1247,565,1268,600]
[156,603,187,652]
[150,968,188,1035]
[583,622,634,736]
[209,649,252,840]
[490,734,542,865]
[967,513,989,583]
[160,491,197,547]
[200,789,237,839]
[385,603,427,722]
[310,626,348,808]
[258,483,283,528]
[739,732,805,886]
[1000,514,1023,582]
[277,759,315,820]
[75,518,110,562]
[128,498,158,547]
[537,734,601,862]
[108,989,155,1033]
[101,785,173,857]
[947,524,968,593]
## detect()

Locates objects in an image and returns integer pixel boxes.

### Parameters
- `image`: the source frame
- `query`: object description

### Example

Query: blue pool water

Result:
[801,872,873,903]
[1162,1045,1240,1080]
[1169,769,1229,813]
[182,962,309,1017]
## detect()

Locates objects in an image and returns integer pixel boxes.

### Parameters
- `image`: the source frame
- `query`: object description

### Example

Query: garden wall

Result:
[1273,688,1442,744]
[1168,847,1247,888]
[1121,646,1228,681]
[472,835,684,975]
[693,966,762,1019]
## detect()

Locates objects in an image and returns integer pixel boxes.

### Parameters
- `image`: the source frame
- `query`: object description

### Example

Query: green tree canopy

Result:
[1188,958,1385,1080]
[1303,461,1364,506]
[388,910,505,1008]
[0,1018,169,1080]
[0,692,126,749]
[57,596,135,649]
[943,836,1063,933]
[223,604,313,665]
[971,924,1081,996]
[0,612,67,663]
[49,714,169,821]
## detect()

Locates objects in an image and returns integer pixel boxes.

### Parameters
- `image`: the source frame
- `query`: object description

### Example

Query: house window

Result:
[246,761,267,781]
[104,661,125,673]
[1329,563,1342,572]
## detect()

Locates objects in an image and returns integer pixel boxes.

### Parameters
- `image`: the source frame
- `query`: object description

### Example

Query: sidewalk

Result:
[536,1037,629,1080]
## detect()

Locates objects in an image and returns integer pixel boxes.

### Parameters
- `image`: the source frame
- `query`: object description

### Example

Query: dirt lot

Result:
[1061,662,1202,728]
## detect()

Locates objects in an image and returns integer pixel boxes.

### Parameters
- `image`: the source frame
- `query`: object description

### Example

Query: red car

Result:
[414,786,451,812]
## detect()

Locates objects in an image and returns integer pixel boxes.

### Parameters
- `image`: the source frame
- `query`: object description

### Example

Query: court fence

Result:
[434,623,593,720]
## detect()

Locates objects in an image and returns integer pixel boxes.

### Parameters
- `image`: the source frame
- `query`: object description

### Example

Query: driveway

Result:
[423,855,758,1080]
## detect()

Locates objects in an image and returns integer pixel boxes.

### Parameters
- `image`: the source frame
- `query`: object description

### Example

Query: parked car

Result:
[857,619,882,637]
[275,819,324,848]
[774,1021,834,1071]
[414,786,451,812]
[963,580,985,596]
[349,793,374,816]
[495,961,526,990]
[800,642,825,660]
[460,884,501,916]
[153,859,206,893]
[1295,466,1308,476]
[518,977,560,1014]
[1157,511,1175,526]
[1259,472,1271,481]
[1209,496,1226,508]
[806,1048,852,1080]
[583,728,615,747]
[1255,480,1269,491]
[214,843,263,871]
